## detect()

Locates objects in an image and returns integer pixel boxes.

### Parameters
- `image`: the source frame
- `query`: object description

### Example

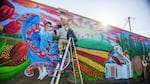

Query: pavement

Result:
[1,68,150,84]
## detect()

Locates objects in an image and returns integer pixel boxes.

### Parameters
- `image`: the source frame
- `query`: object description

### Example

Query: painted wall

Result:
[0,0,150,81]
[1,0,150,56]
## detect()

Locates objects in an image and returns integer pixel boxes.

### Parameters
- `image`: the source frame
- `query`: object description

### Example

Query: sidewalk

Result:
[1,68,150,84]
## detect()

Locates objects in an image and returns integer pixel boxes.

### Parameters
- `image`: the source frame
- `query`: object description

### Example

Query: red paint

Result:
[0,0,15,21]
[3,20,22,34]
[10,41,29,63]
[76,49,107,64]
[74,62,102,78]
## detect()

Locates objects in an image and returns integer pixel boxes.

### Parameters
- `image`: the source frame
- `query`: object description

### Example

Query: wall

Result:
[0,0,150,81]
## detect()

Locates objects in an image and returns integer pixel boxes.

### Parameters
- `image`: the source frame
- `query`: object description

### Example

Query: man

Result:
[56,18,77,58]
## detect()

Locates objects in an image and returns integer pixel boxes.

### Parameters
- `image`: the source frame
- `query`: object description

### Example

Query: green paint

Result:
[120,33,150,59]
[0,58,30,81]
[0,38,7,54]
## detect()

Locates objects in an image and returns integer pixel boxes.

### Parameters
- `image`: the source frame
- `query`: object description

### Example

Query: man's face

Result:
[64,23,69,27]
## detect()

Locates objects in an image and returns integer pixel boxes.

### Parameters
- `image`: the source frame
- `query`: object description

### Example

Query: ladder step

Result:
[50,37,83,84]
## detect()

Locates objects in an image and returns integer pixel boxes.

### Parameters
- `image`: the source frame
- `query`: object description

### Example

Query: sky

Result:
[32,0,150,38]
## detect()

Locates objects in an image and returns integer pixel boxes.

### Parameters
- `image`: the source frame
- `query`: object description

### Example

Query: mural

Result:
[0,0,150,82]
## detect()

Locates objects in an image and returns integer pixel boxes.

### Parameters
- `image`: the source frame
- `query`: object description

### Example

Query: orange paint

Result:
[13,0,37,8]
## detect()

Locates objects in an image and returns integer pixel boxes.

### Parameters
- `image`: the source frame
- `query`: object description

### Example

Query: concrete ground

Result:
[1,67,150,84]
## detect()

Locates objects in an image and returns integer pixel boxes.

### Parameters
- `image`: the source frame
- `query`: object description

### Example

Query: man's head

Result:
[54,24,62,29]
[62,18,72,27]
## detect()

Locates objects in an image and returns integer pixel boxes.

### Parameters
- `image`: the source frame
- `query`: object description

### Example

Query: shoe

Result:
[39,67,48,80]
[39,72,48,80]
[38,67,43,80]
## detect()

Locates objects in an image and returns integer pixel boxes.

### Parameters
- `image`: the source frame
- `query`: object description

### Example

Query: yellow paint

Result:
[74,54,105,73]
[0,26,3,30]
[77,47,109,59]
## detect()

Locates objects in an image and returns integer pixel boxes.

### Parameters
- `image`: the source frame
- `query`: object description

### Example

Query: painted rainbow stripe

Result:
[76,49,107,64]
[74,62,103,78]
[77,47,109,59]
[74,54,105,73]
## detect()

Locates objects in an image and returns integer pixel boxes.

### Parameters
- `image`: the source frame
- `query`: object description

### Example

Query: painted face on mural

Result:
[44,22,52,31]
[45,23,51,29]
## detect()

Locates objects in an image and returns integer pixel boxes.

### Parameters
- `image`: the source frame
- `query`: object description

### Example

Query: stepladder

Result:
[50,37,84,84]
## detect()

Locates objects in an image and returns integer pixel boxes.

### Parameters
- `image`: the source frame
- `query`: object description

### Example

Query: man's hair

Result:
[116,39,120,44]
[62,18,72,25]
[57,24,62,28]
[45,21,52,26]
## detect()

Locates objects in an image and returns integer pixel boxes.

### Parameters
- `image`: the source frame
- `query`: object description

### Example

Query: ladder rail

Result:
[50,37,83,84]
[50,38,71,84]
[50,63,60,84]
[71,37,84,84]
[69,42,77,84]
[61,50,71,70]
[55,38,72,84]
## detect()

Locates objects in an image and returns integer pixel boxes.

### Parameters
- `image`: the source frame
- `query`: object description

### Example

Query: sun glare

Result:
[98,14,117,27]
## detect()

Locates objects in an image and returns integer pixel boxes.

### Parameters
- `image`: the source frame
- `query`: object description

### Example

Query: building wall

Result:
[0,0,150,81]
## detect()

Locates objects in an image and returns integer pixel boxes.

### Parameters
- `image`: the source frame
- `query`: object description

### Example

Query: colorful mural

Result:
[0,0,150,82]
